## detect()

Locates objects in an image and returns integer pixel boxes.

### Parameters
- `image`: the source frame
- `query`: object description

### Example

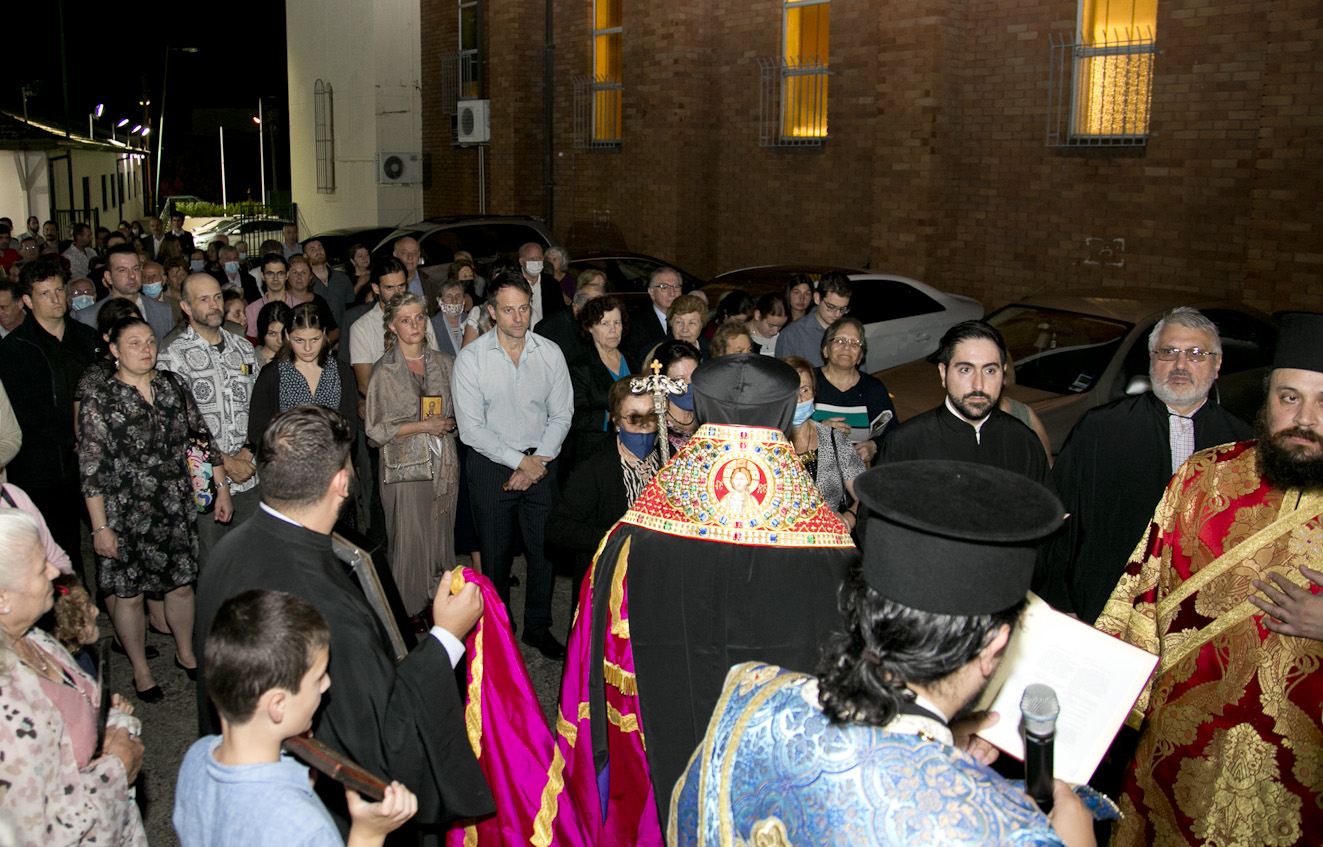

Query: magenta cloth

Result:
[541,541,663,846]
[445,568,590,847]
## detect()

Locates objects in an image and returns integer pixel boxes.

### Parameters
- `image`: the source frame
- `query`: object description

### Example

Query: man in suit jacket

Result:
[627,266,681,361]
[167,211,195,254]
[393,236,441,317]
[517,242,567,330]
[141,216,166,259]
[72,243,175,344]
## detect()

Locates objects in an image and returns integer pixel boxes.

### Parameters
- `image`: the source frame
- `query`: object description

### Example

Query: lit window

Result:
[459,0,479,99]
[1050,0,1156,146]
[314,80,335,192]
[592,0,622,143]
[783,0,829,139]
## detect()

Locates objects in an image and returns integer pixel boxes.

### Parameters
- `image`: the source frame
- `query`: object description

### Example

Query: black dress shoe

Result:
[112,640,160,660]
[521,630,567,661]
[174,657,198,681]
[135,684,164,703]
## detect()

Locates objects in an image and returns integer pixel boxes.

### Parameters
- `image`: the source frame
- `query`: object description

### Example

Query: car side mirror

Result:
[1125,375,1151,395]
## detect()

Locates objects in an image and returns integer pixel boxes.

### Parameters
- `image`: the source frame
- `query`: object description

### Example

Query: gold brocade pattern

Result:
[609,538,630,638]
[531,746,567,847]
[1173,723,1302,846]
[736,817,795,847]
[556,712,579,748]
[606,702,645,750]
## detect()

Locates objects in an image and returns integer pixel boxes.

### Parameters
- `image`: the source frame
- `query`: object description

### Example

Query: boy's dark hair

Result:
[257,404,355,509]
[205,589,330,725]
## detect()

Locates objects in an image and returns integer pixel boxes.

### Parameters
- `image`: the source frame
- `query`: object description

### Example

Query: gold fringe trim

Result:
[604,661,637,695]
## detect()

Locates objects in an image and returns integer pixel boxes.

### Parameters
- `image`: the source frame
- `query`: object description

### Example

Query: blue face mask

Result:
[619,430,657,461]
[671,385,694,411]
[793,399,816,427]
[141,282,164,299]
[223,261,239,275]
[190,260,204,272]
[71,294,95,312]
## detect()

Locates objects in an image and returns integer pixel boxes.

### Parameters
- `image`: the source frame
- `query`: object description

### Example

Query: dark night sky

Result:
[3,3,290,205]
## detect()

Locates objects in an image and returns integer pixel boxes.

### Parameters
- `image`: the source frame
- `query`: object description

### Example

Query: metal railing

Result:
[758,55,832,147]
[573,74,623,149]
[440,50,482,145]
[1047,29,1156,147]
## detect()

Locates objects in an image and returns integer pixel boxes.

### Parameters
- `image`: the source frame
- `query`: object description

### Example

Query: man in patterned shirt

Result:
[158,273,259,565]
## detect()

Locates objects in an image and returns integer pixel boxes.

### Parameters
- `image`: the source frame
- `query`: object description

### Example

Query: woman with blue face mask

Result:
[782,355,865,534]
[547,376,662,611]
[651,340,702,456]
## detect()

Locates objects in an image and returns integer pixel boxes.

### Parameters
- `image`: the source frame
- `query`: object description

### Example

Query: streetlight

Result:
[254,109,265,208]
[88,102,103,140]
[115,117,129,143]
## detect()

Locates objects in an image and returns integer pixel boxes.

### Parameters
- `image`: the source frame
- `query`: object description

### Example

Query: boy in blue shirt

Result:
[174,589,417,847]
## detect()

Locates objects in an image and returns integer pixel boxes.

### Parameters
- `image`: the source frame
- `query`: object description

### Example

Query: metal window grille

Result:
[1047,28,1155,147]
[758,55,831,147]
[314,80,335,192]
[440,50,482,145]
[573,74,622,149]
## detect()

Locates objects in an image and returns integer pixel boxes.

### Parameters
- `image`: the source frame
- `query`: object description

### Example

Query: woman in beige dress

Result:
[365,292,460,615]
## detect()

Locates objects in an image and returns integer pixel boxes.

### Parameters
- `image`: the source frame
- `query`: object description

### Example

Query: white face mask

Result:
[524,260,544,277]
[142,282,164,299]
[71,294,95,311]
[440,302,465,317]
[237,252,247,262]
[223,261,239,274]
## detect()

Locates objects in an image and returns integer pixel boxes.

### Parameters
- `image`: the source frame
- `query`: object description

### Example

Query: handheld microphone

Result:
[1020,683,1059,815]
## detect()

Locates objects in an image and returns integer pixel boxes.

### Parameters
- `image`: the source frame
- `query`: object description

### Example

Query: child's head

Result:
[205,590,331,733]
[51,574,98,653]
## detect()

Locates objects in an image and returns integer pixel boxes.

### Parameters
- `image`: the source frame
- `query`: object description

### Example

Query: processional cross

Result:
[632,359,688,464]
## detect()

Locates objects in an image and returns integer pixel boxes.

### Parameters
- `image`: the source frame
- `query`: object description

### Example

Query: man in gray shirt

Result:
[773,272,853,367]
[452,272,573,659]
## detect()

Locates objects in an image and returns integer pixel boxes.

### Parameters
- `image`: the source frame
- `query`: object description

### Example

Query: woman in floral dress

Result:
[79,316,231,701]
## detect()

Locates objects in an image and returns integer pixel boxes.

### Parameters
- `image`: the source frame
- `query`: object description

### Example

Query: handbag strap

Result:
[828,428,849,512]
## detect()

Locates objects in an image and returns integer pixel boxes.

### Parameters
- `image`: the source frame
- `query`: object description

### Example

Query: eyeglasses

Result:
[830,336,862,348]
[820,301,850,317]
[1153,347,1216,363]
[619,413,657,427]
[651,283,681,294]
[262,271,288,280]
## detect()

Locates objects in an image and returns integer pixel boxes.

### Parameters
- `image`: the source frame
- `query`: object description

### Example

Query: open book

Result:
[973,592,1158,785]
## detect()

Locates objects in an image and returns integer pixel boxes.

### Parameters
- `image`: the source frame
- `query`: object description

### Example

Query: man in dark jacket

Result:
[0,259,98,573]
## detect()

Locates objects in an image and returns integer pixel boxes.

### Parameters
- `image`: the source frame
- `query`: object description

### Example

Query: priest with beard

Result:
[1042,307,1252,621]
[539,355,858,846]
[1096,310,1323,847]
[879,321,1052,492]
[194,404,496,831]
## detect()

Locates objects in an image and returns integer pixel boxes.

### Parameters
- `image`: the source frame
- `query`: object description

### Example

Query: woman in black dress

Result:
[80,316,230,700]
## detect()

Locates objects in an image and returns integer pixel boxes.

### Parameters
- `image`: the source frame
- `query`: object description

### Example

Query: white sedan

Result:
[704,265,984,372]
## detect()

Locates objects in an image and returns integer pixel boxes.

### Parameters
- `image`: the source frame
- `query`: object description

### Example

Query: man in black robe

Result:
[194,405,495,829]
[545,355,858,842]
[1043,307,1252,622]
[880,320,1053,492]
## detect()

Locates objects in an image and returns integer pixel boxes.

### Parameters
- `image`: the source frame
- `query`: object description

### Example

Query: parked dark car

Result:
[371,216,560,283]
[873,293,1277,453]
[567,251,705,309]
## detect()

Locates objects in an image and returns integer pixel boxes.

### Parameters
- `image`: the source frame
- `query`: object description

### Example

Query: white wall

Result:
[3,152,51,220]
[7,148,145,231]
[287,0,424,236]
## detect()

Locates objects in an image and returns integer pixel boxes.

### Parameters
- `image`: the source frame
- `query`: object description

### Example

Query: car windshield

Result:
[986,305,1132,395]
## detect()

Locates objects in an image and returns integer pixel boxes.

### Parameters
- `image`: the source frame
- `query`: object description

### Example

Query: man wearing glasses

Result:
[629,267,684,361]
[243,254,300,338]
[1043,307,1252,622]
[774,272,852,366]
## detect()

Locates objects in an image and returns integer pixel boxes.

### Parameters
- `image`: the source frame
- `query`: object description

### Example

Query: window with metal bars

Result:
[582,0,622,146]
[314,80,335,192]
[759,0,831,147]
[1047,0,1156,147]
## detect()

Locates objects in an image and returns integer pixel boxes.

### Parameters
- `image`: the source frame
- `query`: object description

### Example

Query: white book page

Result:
[974,592,1158,785]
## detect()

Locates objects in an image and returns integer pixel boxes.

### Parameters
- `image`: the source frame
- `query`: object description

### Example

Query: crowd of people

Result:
[0,211,1320,847]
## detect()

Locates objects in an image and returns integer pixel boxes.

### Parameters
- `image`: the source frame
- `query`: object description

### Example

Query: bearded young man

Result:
[1097,310,1323,847]
[1041,308,1254,620]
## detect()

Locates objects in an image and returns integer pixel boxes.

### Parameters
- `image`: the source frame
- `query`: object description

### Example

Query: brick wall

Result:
[419,0,1321,314]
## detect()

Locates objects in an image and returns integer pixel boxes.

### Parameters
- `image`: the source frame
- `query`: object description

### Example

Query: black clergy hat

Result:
[854,461,1065,616]
[692,353,799,431]
[1272,311,1323,374]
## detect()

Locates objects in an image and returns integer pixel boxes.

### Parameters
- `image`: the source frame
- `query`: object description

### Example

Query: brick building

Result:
[418,0,1321,314]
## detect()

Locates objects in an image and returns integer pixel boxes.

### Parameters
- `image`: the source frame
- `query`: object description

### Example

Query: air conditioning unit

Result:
[375,153,421,185]
[456,100,491,144]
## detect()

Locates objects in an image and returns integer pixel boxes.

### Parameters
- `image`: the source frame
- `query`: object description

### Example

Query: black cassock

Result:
[1044,392,1252,622]
[194,508,495,828]
[880,404,1054,491]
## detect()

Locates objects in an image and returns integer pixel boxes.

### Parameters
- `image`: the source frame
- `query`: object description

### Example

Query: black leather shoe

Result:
[135,684,164,703]
[112,640,160,660]
[175,657,198,681]
[521,630,566,661]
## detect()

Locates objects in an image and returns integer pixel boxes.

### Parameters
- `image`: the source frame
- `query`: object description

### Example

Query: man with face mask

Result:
[71,243,175,344]
[517,241,565,330]
[1041,307,1253,621]
[211,245,259,303]
[540,354,857,843]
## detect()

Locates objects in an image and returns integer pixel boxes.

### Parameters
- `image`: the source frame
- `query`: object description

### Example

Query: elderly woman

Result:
[431,277,468,358]
[570,295,637,463]
[253,300,292,371]
[783,356,864,532]
[80,316,229,700]
[365,292,460,615]
[0,511,147,847]
[710,320,754,357]
[652,293,708,364]
[248,302,357,447]
[546,246,573,303]
[652,340,703,455]
[814,316,896,464]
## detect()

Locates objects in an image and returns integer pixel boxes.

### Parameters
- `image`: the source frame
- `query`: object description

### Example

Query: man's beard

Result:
[951,391,996,422]
[1150,365,1212,409]
[1255,409,1323,492]
[949,675,994,725]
